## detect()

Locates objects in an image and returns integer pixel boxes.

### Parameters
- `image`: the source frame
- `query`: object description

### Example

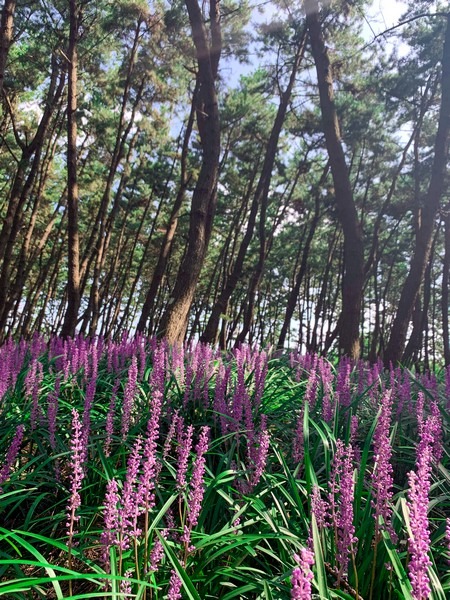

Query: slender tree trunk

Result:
[277,166,327,349]
[0,0,15,96]
[158,0,221,344]
[443,210,450,365]
[200,34,306,346]
[61,0,81,339]
[136,94,196,333]
[305,0,364,359]
[235,157,305,346]
[0,66,64,336]
[384,13,450,366]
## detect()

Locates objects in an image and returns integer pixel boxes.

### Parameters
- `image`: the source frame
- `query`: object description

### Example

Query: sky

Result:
[221,0,410,86]
[363,0,408,54]
[365,0,407,34]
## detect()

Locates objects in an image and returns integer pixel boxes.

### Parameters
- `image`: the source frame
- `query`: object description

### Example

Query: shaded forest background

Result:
[1,0,450,367]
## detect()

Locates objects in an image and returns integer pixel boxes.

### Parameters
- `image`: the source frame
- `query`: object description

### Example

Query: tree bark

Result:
[384,13,450,366]
[443,210,450,366]
[277,164,328,350]
[136,91,196,333]
[61,0,81,339]
[201,33,306,346]
[305,0,364,359]
[0,0,15,97]
[158,0,221,344]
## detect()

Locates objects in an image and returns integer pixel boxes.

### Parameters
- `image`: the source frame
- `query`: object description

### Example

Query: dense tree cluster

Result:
[1,0,450,366]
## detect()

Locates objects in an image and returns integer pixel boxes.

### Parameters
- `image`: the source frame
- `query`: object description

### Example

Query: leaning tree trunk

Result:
[384,13,450,366]
[158,0,221,344]
[61,0,81,339]
[305,0,364,360]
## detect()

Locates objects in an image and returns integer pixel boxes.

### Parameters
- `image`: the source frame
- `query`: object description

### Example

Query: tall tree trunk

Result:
[158,0,221,344]
[0,0,15,96]
[136,93,196,333]
[61,0,81,339]
[305,0,364,359]
[384,13,450,366]
[443,209,450,366]
[277,164,328,349]
[201,34,306,346]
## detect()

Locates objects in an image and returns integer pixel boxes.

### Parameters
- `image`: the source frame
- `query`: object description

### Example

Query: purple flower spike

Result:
[329,440,357,579]
[121,356,138,441]
[406,414,438,600]
[291,547,314,599]
[100,478,120,569]
[66,409,85,541]
[372,390,396,542]
[187,426,210,530]
[167,569,182,600]
[250,422,270,489]
[0,424,25,492]
[148,531,167,573]
[176,423,193,491]
[446,518,450,563]
[311,485,328,531]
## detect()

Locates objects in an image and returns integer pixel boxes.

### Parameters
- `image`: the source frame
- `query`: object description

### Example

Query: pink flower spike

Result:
[66,409,85,541]
[291,547,314,599]
[0,424,25,492]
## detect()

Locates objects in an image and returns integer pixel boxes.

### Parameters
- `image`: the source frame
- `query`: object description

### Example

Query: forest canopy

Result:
[1,0,449,367]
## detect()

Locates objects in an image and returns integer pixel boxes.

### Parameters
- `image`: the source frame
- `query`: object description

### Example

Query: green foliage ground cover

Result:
[0,335,450,599]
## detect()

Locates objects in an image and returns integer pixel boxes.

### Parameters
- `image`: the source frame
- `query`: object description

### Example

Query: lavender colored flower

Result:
[120,569,133,598]
[305,365,319,408]
[310,485,328,531]
[81,374,97,465]
[183,362,194,408]
[121,355,138,441]
[291,547,314,599]
[163,410,181,459]
[406,415,438,600]
[253,350,268,409]
[250,421,270,488]
[397,369,411,418]
[429,400,443,462]
[416,392,425,434]
[26,359,44,430]
[136,387,163,514]
[232,349,248,433]
[167,569,182,600]
[214,363,231,436]
[318,358,334,422]
[372,390,396,541]
[137,336,147,380]
[148,531,167,573]
[120,435,143,542]
[0,424,25,492]
[329,440,357,578]
[446,366,450,411]
[66,409,85,541]
[336,358,352,407]
[293,409,304,466]
[47,377,60,452]
[446,518,450,563]
[186,426,209,530]
[170,343,185,387]
[176,423,193,491]
[149,342,166,398]
[100,478,120,568]
[104,379,120,457]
